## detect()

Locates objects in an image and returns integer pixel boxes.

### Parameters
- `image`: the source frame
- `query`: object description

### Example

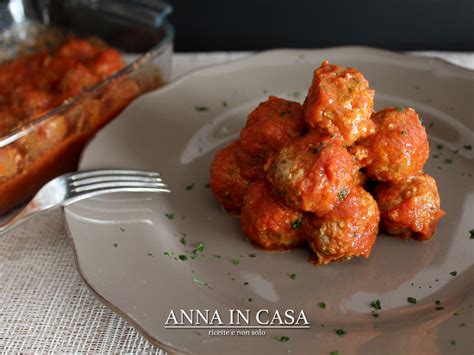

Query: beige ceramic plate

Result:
[64,48,474,355]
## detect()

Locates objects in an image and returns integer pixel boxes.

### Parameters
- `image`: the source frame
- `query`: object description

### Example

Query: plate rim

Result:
[63,46,474,354]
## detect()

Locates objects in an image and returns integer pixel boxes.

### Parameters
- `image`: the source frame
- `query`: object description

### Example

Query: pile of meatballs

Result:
[210,61,445,265]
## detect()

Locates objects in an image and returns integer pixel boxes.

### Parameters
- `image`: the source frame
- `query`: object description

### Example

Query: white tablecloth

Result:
[0,51,472,353]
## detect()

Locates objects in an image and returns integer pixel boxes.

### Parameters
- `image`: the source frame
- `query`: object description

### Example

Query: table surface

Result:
[0,51,472,353]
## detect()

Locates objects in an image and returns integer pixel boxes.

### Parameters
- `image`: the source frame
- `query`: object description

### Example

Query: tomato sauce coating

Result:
[362,107,429,182]
[240,180,305,250]
[238,96,305,180]
[374,173,444,240]
[210,141,250,215]
[303,61,375,145]
[266,131,358,216]
[304,186,380,265]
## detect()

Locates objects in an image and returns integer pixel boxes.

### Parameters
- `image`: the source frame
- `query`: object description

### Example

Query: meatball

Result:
[303,61,375,145]
[363,107,429,182]
[374,173,445,241]
[240,180,305,250]
[304,186,380,265]
[210,141,250,215]
[240,96,305,161]
[266,131,358,216]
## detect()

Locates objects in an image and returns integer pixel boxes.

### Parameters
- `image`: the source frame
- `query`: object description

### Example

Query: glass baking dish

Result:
[0,0,174,214]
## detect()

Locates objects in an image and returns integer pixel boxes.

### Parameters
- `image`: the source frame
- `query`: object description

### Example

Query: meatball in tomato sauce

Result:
[304,186,380,265]
[303,61,375,145]
[210,141,250,215]
[363,107,429,182]
[374,173,444,241]
[240,96,305,160]
[241,181,305,250]
[266,132,358,216]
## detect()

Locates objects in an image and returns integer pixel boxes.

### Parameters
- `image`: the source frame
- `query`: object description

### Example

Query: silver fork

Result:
[0,169,170,235]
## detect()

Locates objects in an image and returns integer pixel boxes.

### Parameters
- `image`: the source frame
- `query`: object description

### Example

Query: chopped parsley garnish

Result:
[318,302,326,309]
[244,282,249,285]
[463,145,472,150]
[178,255,188,261]
[289,273,296,280]
[407,297,417,304]
[436,144,443,150]
[418,117,423,124]
[232,259,240,265]
[248,253,257,257]
[290,91,301,98]
[330,351,339,355]
[371,310,379,318]
[248,298,253,302]
[280,110,292,117]
[291,219,302,229]
[435,306,444,311]
[435,300,441,305]
[451,340,456,346]
[335,329,347,337]
[428,122,434,128]
[396,106,404,112]
[180,236,187,245]
[469,229,474,239]
[113,243,118,248]
[370,299,382,310]
[119,227,125,232]
[401,130,408,136]
[222,101,228,107]
[338,189,348,201]
[194,106,209,112]
[196,242,205,252]
[186,183,195,191]
[450,271,457,276]
[277,336,290,342]
[310,146,321,154]
[165,213,175,220]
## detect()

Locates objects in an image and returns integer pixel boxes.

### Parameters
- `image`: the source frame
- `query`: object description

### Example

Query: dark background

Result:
[168,0,474,52]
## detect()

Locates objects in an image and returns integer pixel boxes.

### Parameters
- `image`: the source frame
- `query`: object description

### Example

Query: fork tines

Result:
[68,170,170,194]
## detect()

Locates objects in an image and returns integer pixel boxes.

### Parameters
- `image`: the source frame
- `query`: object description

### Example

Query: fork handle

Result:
[0,203,50,235]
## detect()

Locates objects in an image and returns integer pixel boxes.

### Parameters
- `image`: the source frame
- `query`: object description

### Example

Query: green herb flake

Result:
[428,122,434,128]
[435,300,441,305]
[248,253,257,258]
[186,183,195,191]
[436,144,443,150]
[463,144,472,151]
[407,297,417,304]
[179,255,188,261]
[318,302,326,309]
[290,91,301,98]
[291,219,302,229]
[196,242,205,252]
[371,310,379,318]
[248,298,253,302]
[370,299,382,310]
[244,282,249,285]
[277,336,290,342]
[401,130,408,136]
[289,273,296,280]
[232,259,240,266]
[335,329,347,337]
[165,213,175,220]
[435,306,444,311]
[222,101,228,107]
[113,243,118,248]
[330,351,339,355]
[338,189,348,201]
[194,106,209,112]
[469,229,474,239]
[396,106,404,112]
[450,271,457,276]
[451,340,456,346]
[180,237,187,245]
[279,110,292,117]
